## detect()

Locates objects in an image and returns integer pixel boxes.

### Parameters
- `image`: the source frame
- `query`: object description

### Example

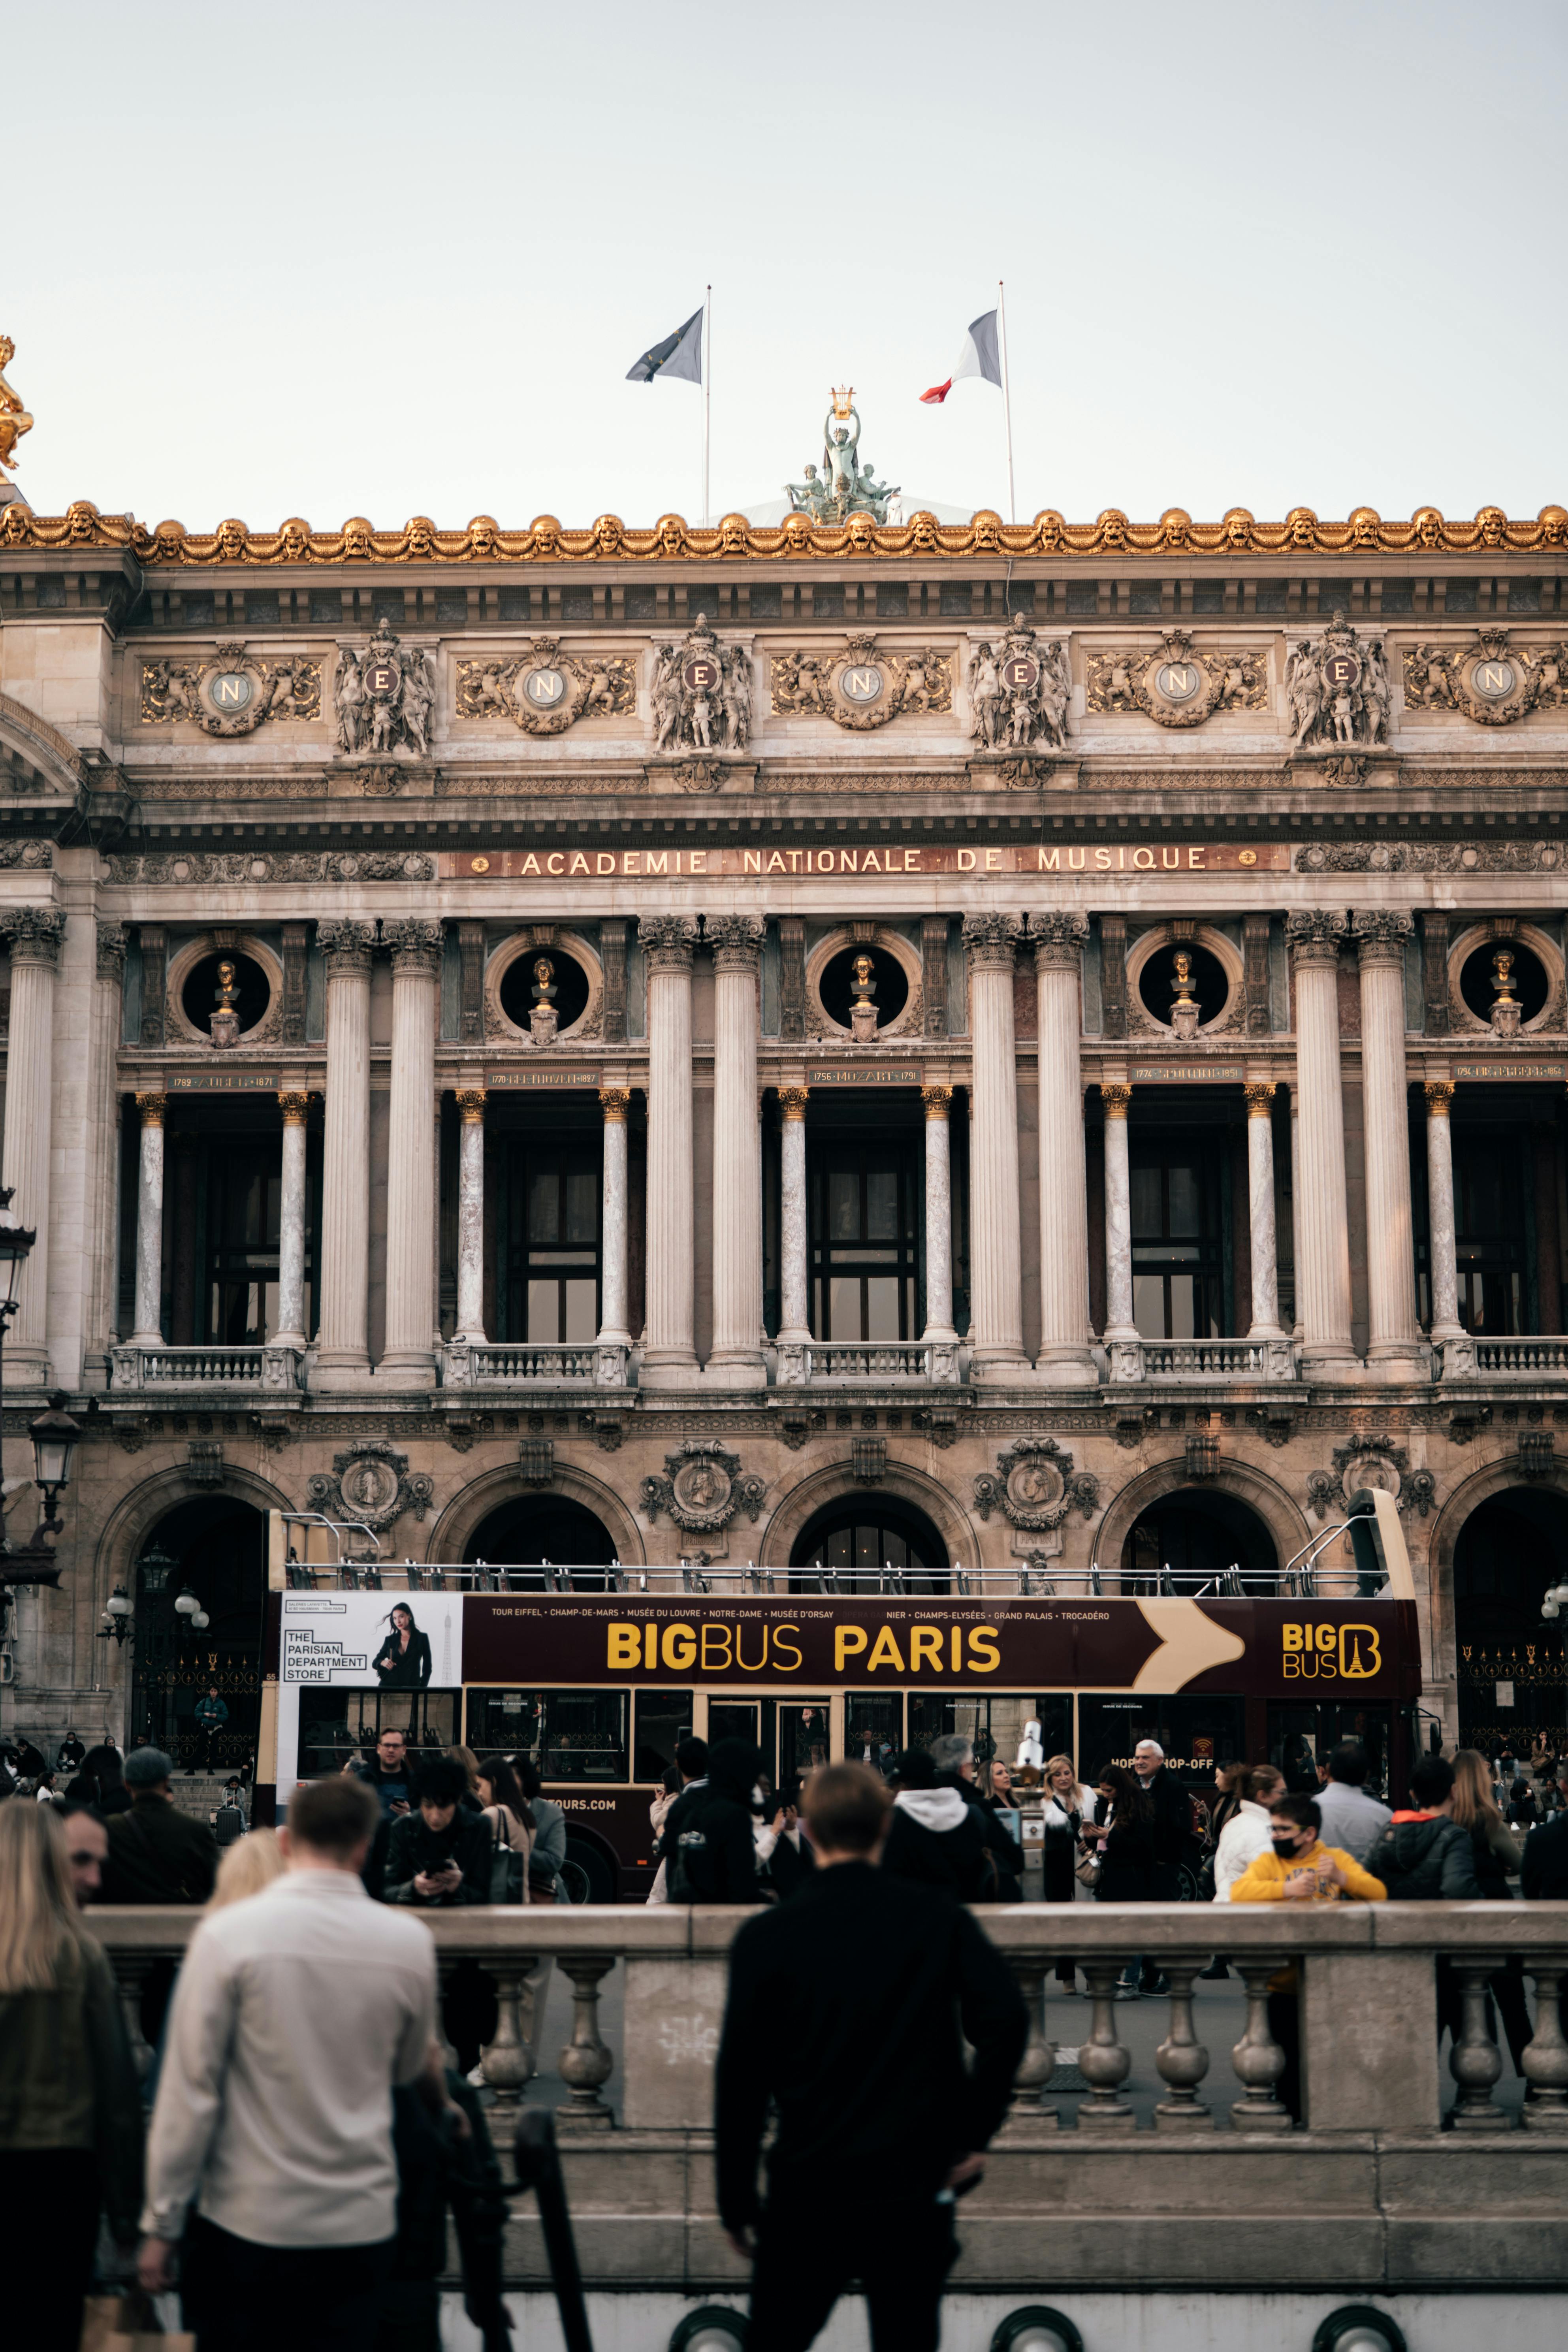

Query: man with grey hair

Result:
[100,1744,220,1907]
[1117,1738,1189,1998]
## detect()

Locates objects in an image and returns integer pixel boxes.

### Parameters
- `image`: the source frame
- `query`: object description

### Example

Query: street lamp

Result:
[28,1392,82,1529]
[98,1585,134,1644]
[0,1186,36,1324]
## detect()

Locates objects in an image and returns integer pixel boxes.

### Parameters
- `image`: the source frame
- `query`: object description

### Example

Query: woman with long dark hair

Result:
[1090,1764,1156,1902]
[372,1603,432,1691]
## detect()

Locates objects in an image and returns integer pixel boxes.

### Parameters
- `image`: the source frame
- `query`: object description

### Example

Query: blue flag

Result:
[627,307,704,386]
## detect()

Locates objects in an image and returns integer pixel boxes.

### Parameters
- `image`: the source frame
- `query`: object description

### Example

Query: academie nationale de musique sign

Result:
[439,840,1289,880]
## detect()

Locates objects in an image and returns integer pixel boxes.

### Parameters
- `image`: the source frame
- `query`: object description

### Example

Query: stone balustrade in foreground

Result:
[95,1903,1568,2295]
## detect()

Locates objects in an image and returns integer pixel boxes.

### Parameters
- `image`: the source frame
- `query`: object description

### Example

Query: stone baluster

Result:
[1520,1960,1568,2130]
[1243,1080,1285,1344]
[776,1086,810,1384]
[639,915,698,1383]
[453,1089,487,1345]
[556,1954,616,2128]
[1034,912,1096,1386]
[1075,1960,1135,2129]
[1286,912,1355,1375]
[0,907,65,1382]
[1423,1081,1472,1376]
[708,916,767,1386]
[1229,1962,1291,2130]
[962,913,1026,1378]
[1153,1961,1213,2128]
[380,919,442,1384]
[274,1092,312,1352]
[1352,910,1423,1377]
[1000,1953,1059,2134]
[113,1952,157,2086]
[920,1085,957,1373]
[1448,1961,1508,2129]
[480,1953,539,2160]
[129,1093,168,1348]
[596,1087,632,1379]
[315,920,377,1378]
[1100,1081,1141,1380]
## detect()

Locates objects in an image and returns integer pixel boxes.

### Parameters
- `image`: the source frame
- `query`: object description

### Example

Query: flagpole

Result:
[997,278,1016,525]
[702,283,712,526]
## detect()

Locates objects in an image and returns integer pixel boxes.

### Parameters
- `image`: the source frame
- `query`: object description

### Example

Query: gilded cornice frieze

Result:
[7,500,1568,564]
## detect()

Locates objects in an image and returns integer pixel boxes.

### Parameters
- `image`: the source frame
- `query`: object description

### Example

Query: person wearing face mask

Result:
[1230,1793,1386,2120]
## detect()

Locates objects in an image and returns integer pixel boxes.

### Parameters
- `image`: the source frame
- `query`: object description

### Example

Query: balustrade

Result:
[1469,1336,1568,1377]
[442,1340,620,1386]
[109,1344,289,1390]
[802,1340,943,1383]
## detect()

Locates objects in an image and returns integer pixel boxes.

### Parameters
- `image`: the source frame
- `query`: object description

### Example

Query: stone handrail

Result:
[92,1902,1568,2292]
[802,1340,944,1382]
[442,1340,625,1387]
[109,1343,301,1391]
[1471,1336,1568,1377]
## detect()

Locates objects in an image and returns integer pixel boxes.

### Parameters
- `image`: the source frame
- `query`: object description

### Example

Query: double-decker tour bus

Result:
[255,1488,1421,1901]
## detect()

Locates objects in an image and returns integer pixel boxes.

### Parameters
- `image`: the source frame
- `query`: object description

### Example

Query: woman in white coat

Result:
[1212,1762,1285,1898]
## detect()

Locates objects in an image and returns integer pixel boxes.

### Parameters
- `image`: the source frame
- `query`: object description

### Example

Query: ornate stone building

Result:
[3,473,1568,1762]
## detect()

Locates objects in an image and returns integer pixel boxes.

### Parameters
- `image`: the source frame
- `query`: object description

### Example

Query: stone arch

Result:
[1426,1454,1568,1708]
[1091,1455,1310,1579]
[804,924,924,1041]
[165,929,284,1047]
[1124,921,1244,1038]
[757,1459,981,1574]
[423,1459,645,1567]
[91,1460,293,1610]
[485,925,604,1045]
[0,689,84,797]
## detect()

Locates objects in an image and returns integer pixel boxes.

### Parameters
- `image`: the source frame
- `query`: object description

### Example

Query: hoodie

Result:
[1367,1810,1483,1902]
[883,1785,995,1900]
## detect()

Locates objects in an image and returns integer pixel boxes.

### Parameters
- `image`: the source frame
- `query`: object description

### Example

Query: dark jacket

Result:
[1095,1804,1158,1902]
[953,1778,1023,1901]
[100,1791,219,1905]
[1141,1767,1191,1872]
[1369,1812,1483,1900]
[882,1789,996,1903]
[715,1861,1027,2233]
[1521,1812,1568,1900]
[385,1808,491,1907]
[349,1753,414,1822]
[0,1935,144,2239]
[382,2071,508,2351]
[373,1629,433,1690]
[662,1784,762,1904]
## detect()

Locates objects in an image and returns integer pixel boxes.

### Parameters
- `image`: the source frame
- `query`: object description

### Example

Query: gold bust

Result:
[851,952,875,997]
[1491,946,1517,1003]
[530,955,557,1004]
[215,959,239,1008]
[1170,949,1196,1007]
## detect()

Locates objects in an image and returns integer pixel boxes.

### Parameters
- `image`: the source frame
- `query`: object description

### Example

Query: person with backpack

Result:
[664,1739,764,1904]
[881,1746,995,1902]
[1367,1757,1484,1901]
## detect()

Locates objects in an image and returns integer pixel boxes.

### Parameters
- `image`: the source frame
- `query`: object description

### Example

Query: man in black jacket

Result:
[881,1746,995,1901]
[100,1746,220,1905]
[716,1763,1026,2352]
[663,1738,762,1903]
[1522,1757,1568,1898]
[384,1756,491,1907]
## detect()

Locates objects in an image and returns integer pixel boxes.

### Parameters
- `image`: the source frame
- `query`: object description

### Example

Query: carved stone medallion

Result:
[1304,1435,1435,1522]
[456,636,636,738]
[971,1437,1100,1531]
[306,1441,435,1532]
[770,633,952,732]
[140,642,322,736]
[1085,629,1265,729]
[640,1440,767,1532]
[1402,626,1566,726]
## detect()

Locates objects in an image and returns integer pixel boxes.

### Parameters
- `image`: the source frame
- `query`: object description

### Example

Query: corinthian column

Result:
[921,1086,957,1345]
[380,920,442,1383]
[1287,912,1355,1374]
[0,908,65,1382]
[314,919,376,1379]
[597,1088,631,1367]
[1100,1082,1140,1376]
[962,914,1026,1380]
[777,1087,809,1384]
[1244,1081,1284,1341]
[1423,1081,1470,1374]
[128,1092,167,1349]
[639,915,698,1382]
[275,1092,312,1351]
[708,916,767,1385]
[1033,912,1095,1387]
[454,1090,488,1346]
[1352,910,1423,1378]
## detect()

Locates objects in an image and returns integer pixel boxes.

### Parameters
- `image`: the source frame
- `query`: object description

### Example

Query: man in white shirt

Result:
[138,1772,441,2352]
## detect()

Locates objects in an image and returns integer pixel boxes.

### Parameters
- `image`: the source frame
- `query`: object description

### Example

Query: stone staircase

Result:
[166,1774,243,1824]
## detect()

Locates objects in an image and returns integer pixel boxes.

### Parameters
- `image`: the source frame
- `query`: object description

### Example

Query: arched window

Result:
[789,1494,948,1592]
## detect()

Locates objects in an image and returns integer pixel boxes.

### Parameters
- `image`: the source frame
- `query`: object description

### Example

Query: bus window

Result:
[1268,1704,1390,1799]
[778,1704,832,1787]
[1078,1695,1245,1789]
[299,1688,459,1780]
[471,1690,628,1783]
[843,1695,903,1769]
[466,1691,543,1758]
[908,1695,1071,1772]
[634,1690,694,1781]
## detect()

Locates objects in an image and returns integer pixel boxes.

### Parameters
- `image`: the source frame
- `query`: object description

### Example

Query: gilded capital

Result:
[598,1087,631,1124]
[1350,908,1415,966]
[278,1090,312,1126]
[961,911,1025,971]
[382,917,444,976]
[1285,909,1348,968]
[1424,1080,1454,1117]
[136,1091,168,1128]
[706,914,767,972]
[1031,911,1091,971]
[1100,1082,1132,1120]
[456,1088,487,1124]
[638,913,699,972]
[0,904,66,968]
[316,917,377,975]
[1244,1081,1276,1118]
[778,1086,810,1121]
[921,1084,952,1119]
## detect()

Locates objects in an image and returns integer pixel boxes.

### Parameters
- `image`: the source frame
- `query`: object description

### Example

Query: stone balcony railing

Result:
[1462,1335,1568,1379]
[109,1343,301,1392]
[778,1338,959,1385]
[93,1902,1568,2296]
[441,1340,629,1388]
[1110,1336,1298,1383]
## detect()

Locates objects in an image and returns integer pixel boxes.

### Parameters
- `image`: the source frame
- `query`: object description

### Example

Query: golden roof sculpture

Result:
[2,500,1565,563]
[0,334,34,475]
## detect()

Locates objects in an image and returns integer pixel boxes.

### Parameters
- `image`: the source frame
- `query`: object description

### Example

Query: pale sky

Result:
[6,0,1566,534]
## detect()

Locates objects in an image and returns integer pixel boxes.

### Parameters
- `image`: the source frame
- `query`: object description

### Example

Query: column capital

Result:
[1286,909,1348,967]
[316,918,377,974]
[95,919,128,980]
[961,911,1025,970]
[278,1090,312,1126]
[1351,908,1415,965]
[0,905,66,968]
[598,1087,630,1123]
[136,1092,168,1128]
[778,1085,810,1120]
[382,917,443,976]
[1100,1082,1132,1120]
[706,914,767,972]
[1425,1079,1455,1116]
[921,1084,952,1119]
[1244,1080,1276,1117]
[638,913,699,971]
[1029,911,1090,971]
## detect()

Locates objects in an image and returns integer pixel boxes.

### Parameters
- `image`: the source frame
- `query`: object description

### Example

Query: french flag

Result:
[920,309,1003,405]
